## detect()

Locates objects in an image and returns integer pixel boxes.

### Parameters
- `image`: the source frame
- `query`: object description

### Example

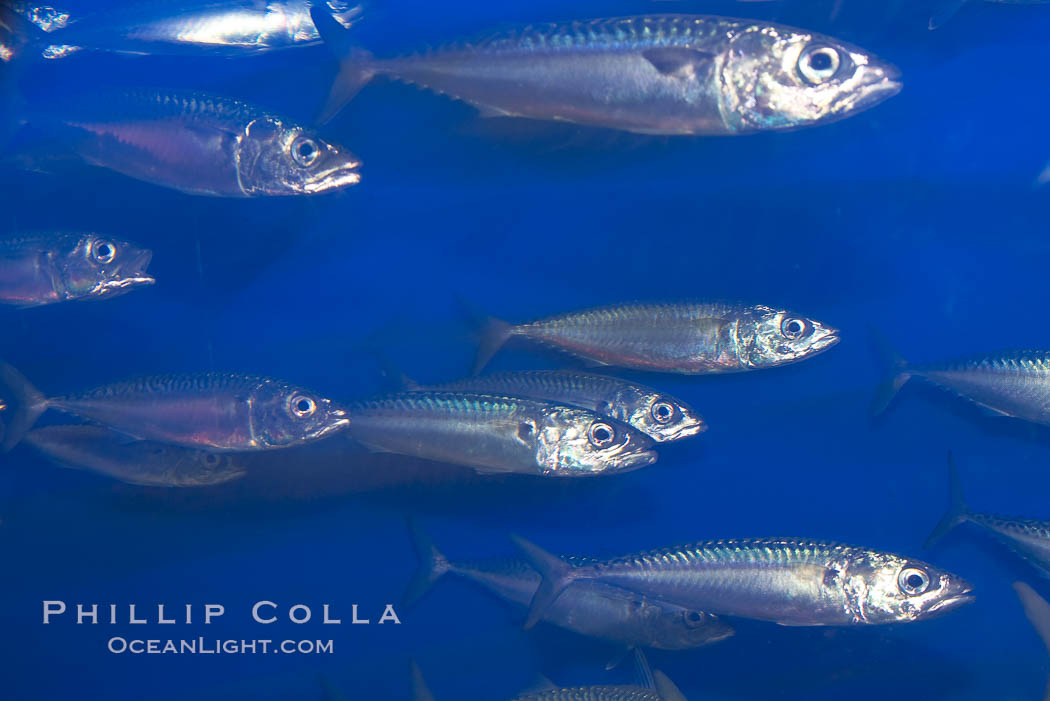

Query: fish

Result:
[929,0,1050,30]
[11,88,361,196]
[5,1,362,58]
[511,535,974,628]
[0,361,350,452]
[871,341,1050,426]
[391,369,705,442]
[0,233,153,308]
[346,391,657,476]
[310,10,901,133]
[926,453,1050,576]
[404,522,733,657]
[472,302,839,375]
[23,425,248,487]
[1013,582,1050,701]
[411,650,687,701]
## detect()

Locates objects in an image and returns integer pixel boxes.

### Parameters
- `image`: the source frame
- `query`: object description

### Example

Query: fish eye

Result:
[798,45,841,85]
[289,394,317,418]
[588,421,616,448]
[684,611,706,627]
[92,240,117,264]
[291,137,320,167]
[780,317,810,340]
[204,453,219,465]
[898,567,931,596]
[650,401,675,425]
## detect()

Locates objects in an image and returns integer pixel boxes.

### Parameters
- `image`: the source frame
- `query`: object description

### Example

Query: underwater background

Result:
[2,0,1050,698]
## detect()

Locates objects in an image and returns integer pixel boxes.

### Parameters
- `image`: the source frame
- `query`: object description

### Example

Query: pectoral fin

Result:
[642,47,714,78]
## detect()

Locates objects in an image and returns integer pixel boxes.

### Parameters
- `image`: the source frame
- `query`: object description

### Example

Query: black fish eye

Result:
[687,611,703,623]
[291,137,320,167]
[204,453,219,464]
[290,395,317,418]
[651,401,675,424]
[92,240,117,264]
[898,567,931,595]
[588,422,616,447]
[799,45,842,85]
[780,317,810,340]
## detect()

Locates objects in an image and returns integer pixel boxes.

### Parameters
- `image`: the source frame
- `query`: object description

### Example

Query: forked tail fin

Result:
[402,520,452,606]
[924,452,971,549]
[309,5,375,123]
[509,534,583,630]
[870,328,912,417]
[0,360,47,452]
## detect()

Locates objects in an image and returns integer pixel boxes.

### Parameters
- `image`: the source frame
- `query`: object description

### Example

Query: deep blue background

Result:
[2,0,1050,698]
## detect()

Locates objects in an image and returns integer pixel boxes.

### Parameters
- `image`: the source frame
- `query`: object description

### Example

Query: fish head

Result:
[616,387,706,442]
[844,552,974,623]
[645,605,735,648]
[58,234,155,301]
[237,117,361,196]
[743,306,839,369]
[248,382,351,447]
[183,451,248,486]
[533,407,657,476]
[721,25,901,132]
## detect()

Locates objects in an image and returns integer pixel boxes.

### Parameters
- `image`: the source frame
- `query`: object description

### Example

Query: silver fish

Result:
[412,651,687,701]
[474,302,839,375]
[398,370,705,442]
[0,233,153,307]
[930,0,1050,29]
[311,10,900,134]
[512,535,973,628]
[24,425,247,487]
[1013,582,1050,701]
[873,345,1050,426]
[347,391,657,476]
[17,89,361,196]
[926,454,1050,576]
[404,523,733,654]
[7,1,362,58]
[0,362,350,452]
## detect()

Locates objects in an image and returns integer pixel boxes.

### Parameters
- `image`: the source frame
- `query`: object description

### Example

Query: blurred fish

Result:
[10,89,361,196]
[311,9,901,134]
[473,302,839,375]
[512,535,974,628]
[24,425,247,487]
[404,522,733,657]
[347,392,657,476]
[872,341,1050,426]
[926,453,1050,576]
[929,0,1050,30]
[0,233,153,307]
[391,368,705,442]
[0,362,350,452]
[1013,582,1050,701]
[6,1,362,58]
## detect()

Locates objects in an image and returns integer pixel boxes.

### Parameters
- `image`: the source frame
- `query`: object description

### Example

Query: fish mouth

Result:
[615,449,659,472]
[659,421,707,442]
[811,330,841,353]
[305,161,362,194]
[927,591,975,616]
[315,410,351,439]
[91,275,156,297]
[853,65,903,111]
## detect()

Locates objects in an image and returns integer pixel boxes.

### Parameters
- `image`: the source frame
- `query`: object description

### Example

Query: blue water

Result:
[2,0,1050,698]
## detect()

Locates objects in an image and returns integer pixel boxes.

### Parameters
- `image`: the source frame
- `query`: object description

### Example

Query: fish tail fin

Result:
[409,661,436,701]
[870,328,912,417]
[929,0,969,30]
[509,534,580,630]
[309,5,375,123]
[925,452,971,549]
[473,317,513,376]
[403,520,451,606]
[0,360,47,452]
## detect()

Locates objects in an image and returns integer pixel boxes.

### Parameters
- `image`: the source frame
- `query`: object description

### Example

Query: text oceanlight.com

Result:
[107,638,335,655]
